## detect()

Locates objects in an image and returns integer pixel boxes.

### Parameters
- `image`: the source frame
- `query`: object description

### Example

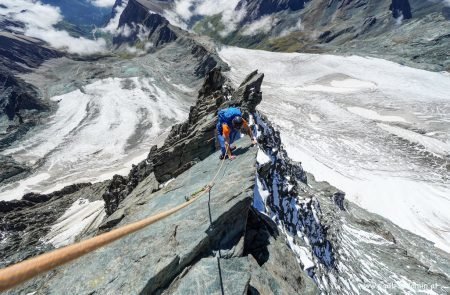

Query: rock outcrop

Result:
[7,129,316,295]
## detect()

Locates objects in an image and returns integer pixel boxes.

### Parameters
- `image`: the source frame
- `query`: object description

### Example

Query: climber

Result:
[216,107,257,160]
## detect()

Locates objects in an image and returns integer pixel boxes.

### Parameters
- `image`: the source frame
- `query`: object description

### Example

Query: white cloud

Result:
[0,0,108,55]
[162,9,188,30]
[241,15,277,36]
[395,14,404,25]
[278,19,303,37]
[27,26,107,53]
[195,0,240,16]
[90,0,116,7]
[162,0,244,36]
[173,0,195,21]
[101,0,128,34]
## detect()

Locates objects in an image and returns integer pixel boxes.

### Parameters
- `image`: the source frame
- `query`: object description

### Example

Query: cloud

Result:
[241,15,277,36]
[0,0,108,55]
[278,19,303,37]
[89,0,116,7]
[101,0,128,34]
[173,0,195,21]
[162,0,244,36]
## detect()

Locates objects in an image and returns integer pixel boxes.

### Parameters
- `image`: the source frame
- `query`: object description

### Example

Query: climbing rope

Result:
[0,150,229,292]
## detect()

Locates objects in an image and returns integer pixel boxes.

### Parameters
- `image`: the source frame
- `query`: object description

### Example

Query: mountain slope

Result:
[3,67,449,295]
[1,1,450,294]
[192,0,450,71]
[0,0,226,190]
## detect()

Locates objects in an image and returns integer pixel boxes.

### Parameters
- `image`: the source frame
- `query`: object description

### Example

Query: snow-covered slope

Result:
[220,47,450,253]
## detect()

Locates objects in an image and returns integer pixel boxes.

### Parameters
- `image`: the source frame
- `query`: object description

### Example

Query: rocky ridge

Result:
[3,68,318,294]
[101,67,261,218]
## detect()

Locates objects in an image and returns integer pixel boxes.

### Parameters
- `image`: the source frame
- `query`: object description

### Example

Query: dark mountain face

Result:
[390,0,412,19]
[112,0,177,47]
[236,0,306,23]
[0,33,61,142]
[236,0,414,21]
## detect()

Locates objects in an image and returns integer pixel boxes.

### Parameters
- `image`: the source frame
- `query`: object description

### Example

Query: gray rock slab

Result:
[11,139,257,294]
[165,257,251,295]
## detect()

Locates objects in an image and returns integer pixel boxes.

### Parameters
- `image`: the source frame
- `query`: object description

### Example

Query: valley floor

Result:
[219,46,450,253]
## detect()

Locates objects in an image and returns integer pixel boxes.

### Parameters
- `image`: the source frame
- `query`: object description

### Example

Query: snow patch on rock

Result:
[45,198,106,248]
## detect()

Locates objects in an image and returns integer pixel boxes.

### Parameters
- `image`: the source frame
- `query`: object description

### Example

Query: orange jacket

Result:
[221,119,249,138]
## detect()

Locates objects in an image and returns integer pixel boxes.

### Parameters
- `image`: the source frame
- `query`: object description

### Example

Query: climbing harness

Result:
[0,149,230,292]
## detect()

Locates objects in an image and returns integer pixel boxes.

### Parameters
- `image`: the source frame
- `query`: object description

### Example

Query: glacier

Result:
[219,46,450,253]
[0,75,192,201]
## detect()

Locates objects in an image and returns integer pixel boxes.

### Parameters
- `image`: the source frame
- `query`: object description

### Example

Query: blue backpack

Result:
[217,107,242,134]
[218,107,242,126]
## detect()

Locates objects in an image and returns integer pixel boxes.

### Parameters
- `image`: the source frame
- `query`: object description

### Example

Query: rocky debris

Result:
[306,173,450,293]
[102,68,263,216]
[331,191,346,211]
[0,182,109,268]
[252,112,450,293]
